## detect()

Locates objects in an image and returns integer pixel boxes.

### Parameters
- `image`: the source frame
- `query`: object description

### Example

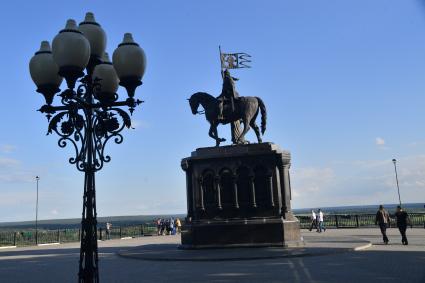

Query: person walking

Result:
[375,205,390,244]
[318,209,326,232]
[175,218,182,234]
[159,218,165,235]
[105,222,112,240]
[170,218,175,235]
[309,210,317,231]
[156,218,162,235]
[395,205,411,245]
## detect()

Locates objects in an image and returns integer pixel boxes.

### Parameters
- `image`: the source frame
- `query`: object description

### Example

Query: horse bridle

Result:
[187,98,205,115]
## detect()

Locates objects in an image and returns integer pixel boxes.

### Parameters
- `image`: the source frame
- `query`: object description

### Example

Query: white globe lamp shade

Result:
[92,52,119,101]
[112,33,146,97]
[29,41,63,105]
[78,12,107,59]
[52,19,91,89]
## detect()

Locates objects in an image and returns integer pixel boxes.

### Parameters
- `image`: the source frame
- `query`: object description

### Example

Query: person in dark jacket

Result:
[395,205,411,245]
[375,205,390,244]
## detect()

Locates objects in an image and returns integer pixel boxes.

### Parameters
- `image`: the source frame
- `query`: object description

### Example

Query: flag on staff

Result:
[219,46,251,69]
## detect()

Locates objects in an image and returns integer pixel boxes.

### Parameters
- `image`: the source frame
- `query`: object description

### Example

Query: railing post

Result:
[119,227,122,238]
[57,229,60,243]
[13,232,16,246]
[422,215,425,229]
[355,215,359,228]
[140,224,143,236]
[99,228,103,241]
[78,229,81,241]
[335,215,339,228]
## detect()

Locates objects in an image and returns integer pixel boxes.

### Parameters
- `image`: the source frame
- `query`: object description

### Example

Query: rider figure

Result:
[217,69,238,121]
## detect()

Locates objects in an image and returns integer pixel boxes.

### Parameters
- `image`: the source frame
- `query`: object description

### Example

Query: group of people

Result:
[375,205,411,245]
[309,209,326,233]
[156,218,181,236]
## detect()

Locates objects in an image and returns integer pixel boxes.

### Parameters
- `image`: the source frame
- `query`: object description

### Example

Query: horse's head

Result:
[188,95,199,115]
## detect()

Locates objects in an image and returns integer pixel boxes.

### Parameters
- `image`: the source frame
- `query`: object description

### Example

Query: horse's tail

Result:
[256,97,267,135]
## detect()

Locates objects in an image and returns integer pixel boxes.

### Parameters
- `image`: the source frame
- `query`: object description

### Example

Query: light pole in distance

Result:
[392,159,402,206]
[35,176,40,245]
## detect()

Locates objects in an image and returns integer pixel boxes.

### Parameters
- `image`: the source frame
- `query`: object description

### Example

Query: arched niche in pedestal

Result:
[236,166,251,209]
[219,168,234,209]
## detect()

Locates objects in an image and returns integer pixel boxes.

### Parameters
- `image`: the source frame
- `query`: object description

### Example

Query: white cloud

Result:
[375,137,385,146]
[408,141,420,147]
[291,167,335,197]
[291,155,425,209]
[351,159,391,169]
[50,209,59,215]
[0,157,19,167]
[0,157,36,183]
[0,172,35,183]
[393,155,425,189]
[131,119,150,130]
[0,191,37,208]
[0,144,16,153]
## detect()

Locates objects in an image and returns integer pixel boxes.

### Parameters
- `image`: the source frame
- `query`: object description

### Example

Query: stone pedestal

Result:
[180,143,303,248]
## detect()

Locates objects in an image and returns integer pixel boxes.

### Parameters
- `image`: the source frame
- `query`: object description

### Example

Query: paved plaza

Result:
[0,228,424,283]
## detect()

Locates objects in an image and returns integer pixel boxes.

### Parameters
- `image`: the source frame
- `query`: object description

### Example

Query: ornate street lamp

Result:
[392,159,402,206]
[29,12,146,282]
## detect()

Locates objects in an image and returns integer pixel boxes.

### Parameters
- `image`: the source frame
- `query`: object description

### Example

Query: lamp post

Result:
[29,12,146,282]
[392,159,402,206]
[35,176,40,245]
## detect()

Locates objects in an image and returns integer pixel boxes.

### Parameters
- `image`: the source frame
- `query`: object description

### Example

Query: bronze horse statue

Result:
[188,92,267,146]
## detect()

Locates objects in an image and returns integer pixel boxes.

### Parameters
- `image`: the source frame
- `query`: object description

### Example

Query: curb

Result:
[117,239,373,262]
[353,243,372,251]
[0,246,17,249]
[37,242,60,246]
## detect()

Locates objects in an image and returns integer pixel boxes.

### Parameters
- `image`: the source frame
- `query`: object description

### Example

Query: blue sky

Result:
[1,0,425,222]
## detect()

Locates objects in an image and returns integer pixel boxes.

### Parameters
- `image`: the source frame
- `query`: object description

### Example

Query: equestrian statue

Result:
[188,68,267,146]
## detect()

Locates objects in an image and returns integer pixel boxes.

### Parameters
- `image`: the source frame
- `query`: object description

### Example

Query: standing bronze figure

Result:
[217,69,245,144]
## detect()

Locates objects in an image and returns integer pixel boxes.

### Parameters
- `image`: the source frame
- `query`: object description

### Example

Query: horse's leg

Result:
[213,123,226,146]
[236,119,250,144]
[209,122,225,146]
[250,120,262,143]
[208,124,219,146]
[250,108,262,143]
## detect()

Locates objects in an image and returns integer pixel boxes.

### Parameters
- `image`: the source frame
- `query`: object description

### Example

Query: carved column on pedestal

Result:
[283,164,292,213]
[198,176,205,211]
[181,160,193,219]
[249,174,257,208]
[215,175,222,210]
[267,173,275,207]
[232,174,239,209]
[278,158,291,217]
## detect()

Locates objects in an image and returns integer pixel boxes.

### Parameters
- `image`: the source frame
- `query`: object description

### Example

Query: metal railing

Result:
[1,213,424,247]
[0,223,157,247]
[297,213,425,229]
